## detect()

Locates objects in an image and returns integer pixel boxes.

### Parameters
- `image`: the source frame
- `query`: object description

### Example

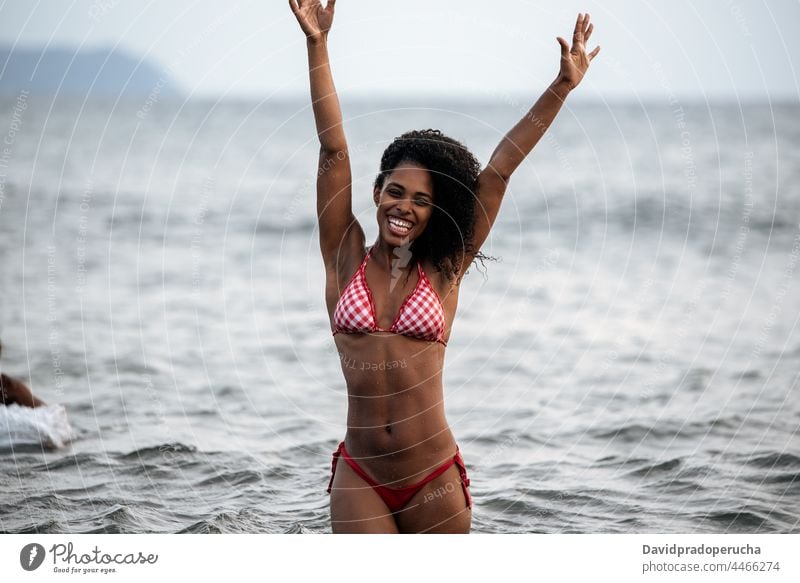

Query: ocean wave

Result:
[195,469,263,488]
[743,452,800,469]
[3,519,66,534]
[592,415,746,443]
[758,471,800,485]
[697,510,771,531]
[177,509,272,534]
[627,457,683,477]
[0,404,74,450]
[30,452,112,472]
[119,442,198,460]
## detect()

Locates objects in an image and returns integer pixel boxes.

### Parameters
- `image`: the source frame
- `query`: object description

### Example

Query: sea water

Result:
[0,95,797,533]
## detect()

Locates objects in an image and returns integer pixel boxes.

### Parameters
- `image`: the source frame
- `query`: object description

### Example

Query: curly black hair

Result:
[374,129,497,282]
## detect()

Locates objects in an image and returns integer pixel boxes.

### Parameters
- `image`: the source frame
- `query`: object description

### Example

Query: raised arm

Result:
[290,0,363,267]
[467,13,600,260]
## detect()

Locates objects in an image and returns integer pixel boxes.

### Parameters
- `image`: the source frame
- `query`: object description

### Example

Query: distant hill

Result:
[0,46,181,97]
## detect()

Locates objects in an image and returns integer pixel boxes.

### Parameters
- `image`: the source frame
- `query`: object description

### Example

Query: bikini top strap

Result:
[416,255,428,281]
[360,246,374,273]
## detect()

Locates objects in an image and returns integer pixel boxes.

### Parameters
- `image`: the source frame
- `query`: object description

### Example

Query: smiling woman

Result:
[370,130,490,284]
[289,0,599,533]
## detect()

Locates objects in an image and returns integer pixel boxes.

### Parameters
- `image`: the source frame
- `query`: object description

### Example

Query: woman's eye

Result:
[389,190,401,197]
[415,199,430,206]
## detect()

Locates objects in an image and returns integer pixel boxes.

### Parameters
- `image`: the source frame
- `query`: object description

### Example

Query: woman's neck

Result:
[370,239,416,274]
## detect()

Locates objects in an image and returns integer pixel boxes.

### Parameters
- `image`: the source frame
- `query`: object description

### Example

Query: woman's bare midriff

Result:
[333,331,457,489]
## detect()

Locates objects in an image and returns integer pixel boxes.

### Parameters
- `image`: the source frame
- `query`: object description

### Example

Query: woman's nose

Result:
[394,198,413,215]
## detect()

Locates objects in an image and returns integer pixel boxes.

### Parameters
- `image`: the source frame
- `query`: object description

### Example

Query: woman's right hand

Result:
[289,0,336,43]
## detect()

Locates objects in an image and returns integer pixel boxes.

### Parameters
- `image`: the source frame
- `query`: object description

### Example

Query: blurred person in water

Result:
[0,339,45,408]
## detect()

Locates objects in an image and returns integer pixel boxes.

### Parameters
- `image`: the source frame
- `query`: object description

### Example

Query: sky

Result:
[1,0,799,101]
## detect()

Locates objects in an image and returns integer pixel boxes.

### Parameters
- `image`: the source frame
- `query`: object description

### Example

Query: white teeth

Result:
[388,217,413,229]
[387,217,412,235]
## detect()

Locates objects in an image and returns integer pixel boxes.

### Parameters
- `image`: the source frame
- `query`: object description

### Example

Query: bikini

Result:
[326,441,472,514]
[327,245,471,513]
[331,245,448,346]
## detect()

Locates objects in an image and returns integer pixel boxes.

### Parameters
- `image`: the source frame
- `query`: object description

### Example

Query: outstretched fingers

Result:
[573,13,584,45]
[585,22,594,43]
[580,14,598,60]
[573,12,583,35]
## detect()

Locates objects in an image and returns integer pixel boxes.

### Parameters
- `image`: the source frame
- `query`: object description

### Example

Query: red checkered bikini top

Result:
[332,246,447,346]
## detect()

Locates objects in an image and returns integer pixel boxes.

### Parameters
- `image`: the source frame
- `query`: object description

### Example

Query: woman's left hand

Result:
[555,13,600,91]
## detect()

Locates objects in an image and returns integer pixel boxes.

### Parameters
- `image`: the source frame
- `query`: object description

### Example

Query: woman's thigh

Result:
[393,464,472,534]
[329,456,399,534]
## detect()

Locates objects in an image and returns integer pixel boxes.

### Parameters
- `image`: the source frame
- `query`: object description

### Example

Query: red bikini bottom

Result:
[326,440,472,514]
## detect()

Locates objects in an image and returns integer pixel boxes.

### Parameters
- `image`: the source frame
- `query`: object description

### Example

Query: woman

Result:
[289,0,599,533]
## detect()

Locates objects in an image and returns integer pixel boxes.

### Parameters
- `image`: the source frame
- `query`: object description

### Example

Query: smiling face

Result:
[373,161,435,246]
